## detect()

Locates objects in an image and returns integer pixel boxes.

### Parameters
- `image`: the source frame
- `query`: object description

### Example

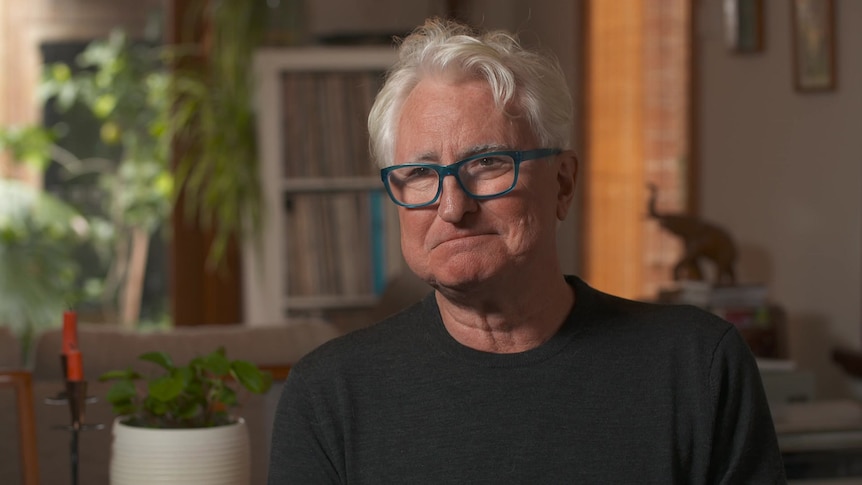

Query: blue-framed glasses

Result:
[380,148,561,208]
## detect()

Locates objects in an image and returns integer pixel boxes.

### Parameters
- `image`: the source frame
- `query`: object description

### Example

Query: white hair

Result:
[368,17,573,168]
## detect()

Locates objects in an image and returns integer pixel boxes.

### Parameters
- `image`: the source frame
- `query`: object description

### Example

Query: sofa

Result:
[0,326,20,368]
[0,319,342,485]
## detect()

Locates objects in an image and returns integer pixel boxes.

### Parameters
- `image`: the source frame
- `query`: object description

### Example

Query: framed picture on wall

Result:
[791,0,836,92]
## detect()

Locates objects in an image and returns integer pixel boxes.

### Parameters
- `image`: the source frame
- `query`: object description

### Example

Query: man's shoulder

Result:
[610,296,735,343]
[570,275,736,345]
[291,297,435,377]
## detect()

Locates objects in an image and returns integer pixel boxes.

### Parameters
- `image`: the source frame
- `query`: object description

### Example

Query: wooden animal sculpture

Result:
[647,184,737,285]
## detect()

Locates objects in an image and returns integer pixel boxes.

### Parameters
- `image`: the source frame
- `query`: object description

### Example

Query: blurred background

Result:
[0,0,859,401]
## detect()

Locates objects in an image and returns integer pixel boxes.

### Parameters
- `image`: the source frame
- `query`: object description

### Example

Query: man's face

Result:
[393,77,574,291]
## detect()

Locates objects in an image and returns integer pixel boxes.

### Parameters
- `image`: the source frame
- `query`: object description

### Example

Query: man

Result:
[268,18,786,484]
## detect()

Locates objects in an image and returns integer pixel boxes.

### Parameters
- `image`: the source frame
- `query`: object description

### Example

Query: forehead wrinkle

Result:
[410,151,439,164]
[407,142,511,166]
[460,143,510,159]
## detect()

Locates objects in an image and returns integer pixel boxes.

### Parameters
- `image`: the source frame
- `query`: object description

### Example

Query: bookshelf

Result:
[242,46,400,324]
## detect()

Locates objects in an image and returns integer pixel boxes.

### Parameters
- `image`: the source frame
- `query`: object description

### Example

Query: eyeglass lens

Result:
[386,153,517,206]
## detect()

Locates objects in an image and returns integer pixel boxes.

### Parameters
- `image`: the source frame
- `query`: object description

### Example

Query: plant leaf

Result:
[99,368,141,381]
[112,401,137,416]
[105,379,137,405]
[145,396,169,417]
[201,349,230,376]
[139,351,173,370]
[217,385,237,406]
[148,374,184,402]
[231,360,272,394]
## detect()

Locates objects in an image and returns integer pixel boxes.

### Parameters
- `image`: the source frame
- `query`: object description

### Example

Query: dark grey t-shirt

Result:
[267,276,786,484]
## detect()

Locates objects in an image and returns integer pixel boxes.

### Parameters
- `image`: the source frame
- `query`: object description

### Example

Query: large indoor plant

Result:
[167,0,268,267]
[99,347,272,484]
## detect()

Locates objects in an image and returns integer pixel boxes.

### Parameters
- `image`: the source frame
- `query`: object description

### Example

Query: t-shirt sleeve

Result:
[707,326,787,484]
[267,367,343,484]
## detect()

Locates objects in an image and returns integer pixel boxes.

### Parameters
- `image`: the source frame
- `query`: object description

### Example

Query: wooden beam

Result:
[583,0,646,299]
[167,0,242,326]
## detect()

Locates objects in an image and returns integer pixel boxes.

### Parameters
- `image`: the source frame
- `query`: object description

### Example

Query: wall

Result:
[515,1,583,275]
[696,0,862,398]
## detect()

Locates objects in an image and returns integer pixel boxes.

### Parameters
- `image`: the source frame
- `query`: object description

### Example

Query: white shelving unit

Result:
[242,46,399,325]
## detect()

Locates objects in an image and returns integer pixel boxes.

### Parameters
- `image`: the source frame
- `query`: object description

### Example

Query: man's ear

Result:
[556,150,578,221]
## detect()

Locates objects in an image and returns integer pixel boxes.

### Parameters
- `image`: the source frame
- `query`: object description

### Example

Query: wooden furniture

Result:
[0,369,39,485]
[832,347,862,379]
[259,364,292,381]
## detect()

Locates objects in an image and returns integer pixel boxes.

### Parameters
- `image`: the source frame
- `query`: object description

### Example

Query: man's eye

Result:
[407,167,431,177]
[477,156,508,167]
[401,166,437,181]
[466,156,511,172]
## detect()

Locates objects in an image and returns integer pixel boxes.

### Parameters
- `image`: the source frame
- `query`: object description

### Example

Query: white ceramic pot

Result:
[109,417,250,485]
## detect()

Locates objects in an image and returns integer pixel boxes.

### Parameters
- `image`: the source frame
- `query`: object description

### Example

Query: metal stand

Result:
[46,356,103,485]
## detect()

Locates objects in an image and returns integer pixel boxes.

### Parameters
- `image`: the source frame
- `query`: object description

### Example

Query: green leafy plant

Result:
[0,1,275,338]
[168,0,268,267]
[0,178,87,360]
[99,347,272,428]
[1,28,173,328]
[39,29,173,327]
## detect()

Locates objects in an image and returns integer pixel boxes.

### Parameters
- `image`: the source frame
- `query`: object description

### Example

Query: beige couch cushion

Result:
[0,326,21,368]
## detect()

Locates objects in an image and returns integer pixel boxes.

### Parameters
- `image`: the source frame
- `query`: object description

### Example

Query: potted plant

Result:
[99,347,272,485]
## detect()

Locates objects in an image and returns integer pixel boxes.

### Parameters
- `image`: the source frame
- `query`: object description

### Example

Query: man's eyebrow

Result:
[413,152,439,163]
[401,152,440,164]
[406,144,510,164]
[459,144,509,159]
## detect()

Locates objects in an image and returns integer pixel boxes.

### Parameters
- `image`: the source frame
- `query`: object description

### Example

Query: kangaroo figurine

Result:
[647,184,737,285]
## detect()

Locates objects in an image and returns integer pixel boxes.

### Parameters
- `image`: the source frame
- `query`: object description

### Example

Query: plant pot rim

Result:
[113,415,246,432]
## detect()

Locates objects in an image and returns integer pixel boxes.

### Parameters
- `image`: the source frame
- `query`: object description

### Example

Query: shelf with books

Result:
[281,177,382,193]
[242,46,399,324]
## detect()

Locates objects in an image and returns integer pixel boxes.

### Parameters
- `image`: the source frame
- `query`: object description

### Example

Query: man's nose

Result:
[437,175,477,222]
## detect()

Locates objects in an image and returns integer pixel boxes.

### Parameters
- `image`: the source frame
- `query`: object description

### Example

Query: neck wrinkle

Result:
[435,275,575,354]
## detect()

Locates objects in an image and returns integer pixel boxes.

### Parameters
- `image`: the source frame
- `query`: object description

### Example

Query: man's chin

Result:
[426,270,493,294]
[408,253,504,291]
